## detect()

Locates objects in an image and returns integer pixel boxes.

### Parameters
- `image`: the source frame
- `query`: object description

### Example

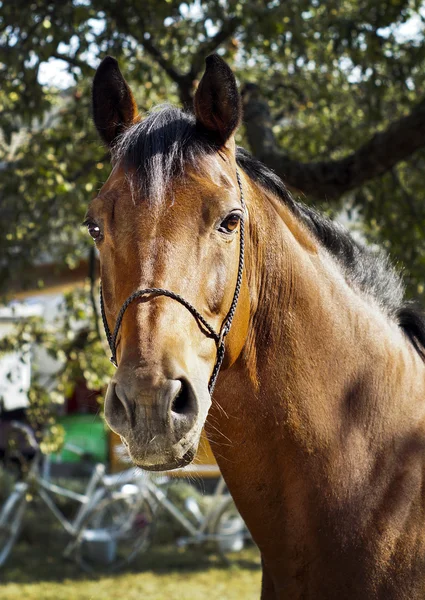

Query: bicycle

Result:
[0,421,252,573]
[0,421,153,572]
[131,465,248,557]
[68,452,253,571]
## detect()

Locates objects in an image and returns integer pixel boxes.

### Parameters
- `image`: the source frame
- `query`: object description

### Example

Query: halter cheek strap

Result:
[100,169,245,394]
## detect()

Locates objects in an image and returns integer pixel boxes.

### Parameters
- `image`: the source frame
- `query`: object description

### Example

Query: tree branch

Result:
[140,36,186,86]
[105,5,192,104]
[242,84,425,200]
[140,16,242,106]
[51,52,92,72]
[188,16,242,80]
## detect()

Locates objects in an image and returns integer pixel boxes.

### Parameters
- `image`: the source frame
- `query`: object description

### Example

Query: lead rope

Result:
[100,168,245,395]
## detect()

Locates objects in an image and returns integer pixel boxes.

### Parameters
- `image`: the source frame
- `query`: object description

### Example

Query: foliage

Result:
[1,0,425,431]
[0,285,113,448]
[1,1,425,289]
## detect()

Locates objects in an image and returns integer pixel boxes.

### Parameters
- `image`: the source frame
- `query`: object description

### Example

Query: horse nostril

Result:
[104,382,134,435]
[171,379,194,416]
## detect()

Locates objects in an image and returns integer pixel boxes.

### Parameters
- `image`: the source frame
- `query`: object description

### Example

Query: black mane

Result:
[113,105,425,358]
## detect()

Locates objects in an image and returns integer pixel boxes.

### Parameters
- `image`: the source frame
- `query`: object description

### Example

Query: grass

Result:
[1,541,261,600]
[0,478,261,599]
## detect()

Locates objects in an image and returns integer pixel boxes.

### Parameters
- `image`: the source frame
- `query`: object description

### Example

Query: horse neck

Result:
[208,174,425,556]
[219,174,425,443]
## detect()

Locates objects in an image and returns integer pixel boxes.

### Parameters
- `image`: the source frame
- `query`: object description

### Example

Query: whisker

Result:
[206,420,234,446]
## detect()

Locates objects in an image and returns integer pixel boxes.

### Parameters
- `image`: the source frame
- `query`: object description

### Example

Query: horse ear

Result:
[92,56,138,147]
[194,54,242,146]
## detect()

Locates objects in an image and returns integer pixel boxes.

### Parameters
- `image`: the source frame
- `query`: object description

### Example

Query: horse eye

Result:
[219,213,241,234]
[86,222,102,241]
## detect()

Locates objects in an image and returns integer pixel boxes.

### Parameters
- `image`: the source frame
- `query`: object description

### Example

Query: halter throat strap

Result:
[100,169,245,394]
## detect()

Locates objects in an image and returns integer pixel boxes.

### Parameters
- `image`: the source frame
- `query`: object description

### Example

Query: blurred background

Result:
[1,0,425,598]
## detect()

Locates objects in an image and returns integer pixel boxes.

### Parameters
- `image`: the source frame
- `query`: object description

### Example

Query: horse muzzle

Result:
[104,372,210,470]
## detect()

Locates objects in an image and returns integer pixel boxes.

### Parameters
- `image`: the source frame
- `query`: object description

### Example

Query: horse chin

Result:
[136,446,197,472]
[124,435,199,472]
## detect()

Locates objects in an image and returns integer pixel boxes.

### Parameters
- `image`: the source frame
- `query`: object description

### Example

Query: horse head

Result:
[89,55,250,470]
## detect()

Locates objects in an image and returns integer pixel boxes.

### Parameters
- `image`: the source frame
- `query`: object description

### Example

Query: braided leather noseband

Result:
[100,169,245,394]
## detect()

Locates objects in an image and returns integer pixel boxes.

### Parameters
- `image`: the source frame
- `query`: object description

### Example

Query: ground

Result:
[0,485,261,600]
[1,544,260,600]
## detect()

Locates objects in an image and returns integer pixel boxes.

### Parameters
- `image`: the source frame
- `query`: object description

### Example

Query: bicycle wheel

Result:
[73,489,154,573]
[208,495,250,562]
[0,483,28,567]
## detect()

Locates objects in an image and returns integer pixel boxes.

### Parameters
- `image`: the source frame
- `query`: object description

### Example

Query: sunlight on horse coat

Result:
[88,54,425,599]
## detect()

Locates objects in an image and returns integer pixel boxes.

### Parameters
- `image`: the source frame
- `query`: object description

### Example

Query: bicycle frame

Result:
[142,474,228,544]
[100,463,232,544]
[3,422,109,538]
[2,421,246,570]
[34,463,107,536]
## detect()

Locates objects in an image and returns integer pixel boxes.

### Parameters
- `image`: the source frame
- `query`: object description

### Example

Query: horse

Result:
[87,54,425,599]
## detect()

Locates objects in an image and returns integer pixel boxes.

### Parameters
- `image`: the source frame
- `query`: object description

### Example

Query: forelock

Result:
[111,105,213,203]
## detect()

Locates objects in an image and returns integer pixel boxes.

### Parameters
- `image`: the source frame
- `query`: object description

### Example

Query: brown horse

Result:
[88,54,425,598]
